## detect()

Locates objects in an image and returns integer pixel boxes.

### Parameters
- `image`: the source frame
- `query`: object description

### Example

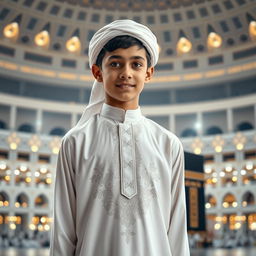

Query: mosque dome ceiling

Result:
[57,0,211,11]
[0,0,255,89]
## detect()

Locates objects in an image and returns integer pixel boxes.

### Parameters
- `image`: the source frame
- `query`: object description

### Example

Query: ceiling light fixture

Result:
[249,21,256,40]
[3,22,19,40]
[177,37,192,54]
[34,30,50,48]
[66,36,81,53]
[207,32,222,49]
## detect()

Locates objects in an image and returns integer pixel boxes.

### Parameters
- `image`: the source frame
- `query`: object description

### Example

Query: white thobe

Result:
[50,103,190,256]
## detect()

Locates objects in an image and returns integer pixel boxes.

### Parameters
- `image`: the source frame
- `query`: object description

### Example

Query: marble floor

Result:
[0,247,256,256]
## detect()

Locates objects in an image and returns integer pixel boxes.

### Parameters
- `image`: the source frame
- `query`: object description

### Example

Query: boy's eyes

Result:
[109,61,143,68]
[133,62,143,68]
[110,62,120,67]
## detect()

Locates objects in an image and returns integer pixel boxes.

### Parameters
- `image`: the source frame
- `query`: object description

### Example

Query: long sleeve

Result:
[168,141,190,256]
[50,136,77,256]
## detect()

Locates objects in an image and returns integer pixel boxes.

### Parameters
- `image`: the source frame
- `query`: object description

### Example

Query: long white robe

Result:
[50,103,190,256]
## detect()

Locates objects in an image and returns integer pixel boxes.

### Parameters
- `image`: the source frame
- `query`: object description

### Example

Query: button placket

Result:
[119,123,137,199]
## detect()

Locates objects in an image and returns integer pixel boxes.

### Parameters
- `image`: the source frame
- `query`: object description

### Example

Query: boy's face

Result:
[92,46,154,110]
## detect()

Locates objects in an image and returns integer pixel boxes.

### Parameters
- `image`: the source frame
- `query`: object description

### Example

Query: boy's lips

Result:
[116,83,135,88]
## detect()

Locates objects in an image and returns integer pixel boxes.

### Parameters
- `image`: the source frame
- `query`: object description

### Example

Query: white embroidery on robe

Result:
[90,124,160,243]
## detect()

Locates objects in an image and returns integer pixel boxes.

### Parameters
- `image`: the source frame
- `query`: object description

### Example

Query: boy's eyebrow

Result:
[107,55,146,61]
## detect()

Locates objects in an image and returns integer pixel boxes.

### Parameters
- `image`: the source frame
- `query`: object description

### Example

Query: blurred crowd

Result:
[189,230,256,249]
[0,231,50,248]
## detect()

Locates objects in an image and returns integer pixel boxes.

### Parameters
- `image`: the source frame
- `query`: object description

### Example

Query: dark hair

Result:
[95,35,151,68]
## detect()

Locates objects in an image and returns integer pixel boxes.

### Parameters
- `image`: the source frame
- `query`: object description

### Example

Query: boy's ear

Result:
[91,64,103,82]
[145,67,154,83]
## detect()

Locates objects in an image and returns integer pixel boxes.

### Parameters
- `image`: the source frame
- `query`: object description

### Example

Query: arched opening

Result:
[181,128,197,137]
[15,193,29,208]
[49,127,66,136]
[0,162,11,185]
[205,194,217,209]
[35,167,52,187]
[18,123,35,133]
[205,126,223,135]
[15,165,32,186]
[205,168,217,187]
[220,166,237,186]
[0,191,9,207]
[31,214,51,234]
[236,121,253,131]
[242,163,256,185]
[34,194,48,208]
[242,191,255,207]
[222,193,237,208]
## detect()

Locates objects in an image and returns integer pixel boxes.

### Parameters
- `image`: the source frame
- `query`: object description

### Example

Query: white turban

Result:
[75,19,159,128]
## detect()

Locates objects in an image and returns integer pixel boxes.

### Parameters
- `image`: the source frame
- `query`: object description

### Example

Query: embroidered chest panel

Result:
[89,121,160,243]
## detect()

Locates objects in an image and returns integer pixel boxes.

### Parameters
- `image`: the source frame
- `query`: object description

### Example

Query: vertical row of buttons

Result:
[119,123,137,199]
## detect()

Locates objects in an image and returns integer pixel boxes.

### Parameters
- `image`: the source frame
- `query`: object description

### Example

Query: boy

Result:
[50,20,190,256]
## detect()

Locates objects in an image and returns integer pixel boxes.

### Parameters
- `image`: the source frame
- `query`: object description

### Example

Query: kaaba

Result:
[184,152,206,232]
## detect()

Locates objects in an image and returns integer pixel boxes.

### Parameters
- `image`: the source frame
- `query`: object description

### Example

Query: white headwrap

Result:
[76,19,159,128]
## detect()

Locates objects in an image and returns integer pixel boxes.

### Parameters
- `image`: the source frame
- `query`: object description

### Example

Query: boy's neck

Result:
[104,100,139,111]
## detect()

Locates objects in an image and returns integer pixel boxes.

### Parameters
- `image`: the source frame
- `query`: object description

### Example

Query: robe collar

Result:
[100,103,142,123]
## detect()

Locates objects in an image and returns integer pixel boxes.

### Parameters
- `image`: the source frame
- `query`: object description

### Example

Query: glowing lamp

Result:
[249,21,256,40]
[233,132,246,151]
[49,137,61,154]
[177,37,192,54]
[46,178,52,184]
[223,202,229,208]
[232,202,238,207]
[250,222,256,230]
[4,176,10,182]
[205,203,211,209]
[207,32,222,48]
[66,36,81,53]
[28,135,41,152]
[212,135,225,153]
[9,223,16,230]
[7,133,21,150]
[234,222,241,230]
[212,178,217,183]
[191,138,203,155]
[25,177,31,183]
[3,22,19,40]
[29,223,36,230]
[34,30,50,47]
[0,162,7,170]
[44,224,50,231]
[194,148,201,155]
[214,223,221,230]
[232,176,237,182]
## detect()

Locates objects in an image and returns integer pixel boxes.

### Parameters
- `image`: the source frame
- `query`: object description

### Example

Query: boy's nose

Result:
[119,66,132,79]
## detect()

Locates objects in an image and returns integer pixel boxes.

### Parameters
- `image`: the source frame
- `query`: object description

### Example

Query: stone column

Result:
[35,109,42,134]
[227,108,233,133]
[215,153,223,189]
[10,105,17,131]
[169,114,175,133]
[196,112,203,136]
[71,113,77,127]
[170,90,176,104]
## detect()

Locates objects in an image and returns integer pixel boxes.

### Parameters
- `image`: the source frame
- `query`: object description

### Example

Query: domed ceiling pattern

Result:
[56,0,209,11]
[0,0,255,89]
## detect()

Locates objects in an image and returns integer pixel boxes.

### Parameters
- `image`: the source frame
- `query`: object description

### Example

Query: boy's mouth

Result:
[116,84,135,88]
